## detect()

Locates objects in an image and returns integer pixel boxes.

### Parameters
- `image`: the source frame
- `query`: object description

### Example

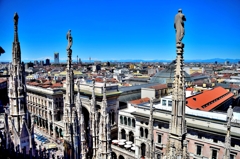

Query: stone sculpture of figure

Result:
[174,9,186,44]
[66,30,73,51]
[227,105,233,127]
[14,12,19,26]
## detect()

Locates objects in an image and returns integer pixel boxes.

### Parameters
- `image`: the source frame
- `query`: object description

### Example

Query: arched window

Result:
[120,116,123,124]
[140,127,144,137]
[128,118,131,126]
[141,143,146,157]
[119,155,125,159]
[132,119,135,127]
[111,152,117,159]
[124,117,127,125]
[121,129,126,139]
[145,129,148,138]
[129,131,134,143]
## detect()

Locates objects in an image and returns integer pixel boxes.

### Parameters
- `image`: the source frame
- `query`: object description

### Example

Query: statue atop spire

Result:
[14,12,19,31]
[66,29,73,52]
[164,9,188,159]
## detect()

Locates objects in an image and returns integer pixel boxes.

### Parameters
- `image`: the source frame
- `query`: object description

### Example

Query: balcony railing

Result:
[111,144,135,157]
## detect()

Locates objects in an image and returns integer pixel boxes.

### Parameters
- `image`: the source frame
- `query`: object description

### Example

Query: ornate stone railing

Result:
[111,144,135,158]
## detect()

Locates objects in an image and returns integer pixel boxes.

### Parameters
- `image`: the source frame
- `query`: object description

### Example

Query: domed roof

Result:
[149,60,191,84]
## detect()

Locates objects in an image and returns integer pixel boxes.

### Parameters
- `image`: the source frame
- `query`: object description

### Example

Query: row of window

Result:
[195,145,235,159]
[119,116,135,127]
[197,134,236,147]
[161,100,172,107]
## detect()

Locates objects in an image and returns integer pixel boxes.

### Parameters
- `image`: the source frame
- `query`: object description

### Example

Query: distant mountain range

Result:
[81,58,240,63]
[1,58,240,64]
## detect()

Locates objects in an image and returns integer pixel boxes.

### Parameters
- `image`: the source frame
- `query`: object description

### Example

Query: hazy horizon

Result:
[1,0,240,61]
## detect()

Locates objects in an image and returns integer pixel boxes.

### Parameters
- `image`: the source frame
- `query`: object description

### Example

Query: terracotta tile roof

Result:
[129,97,150,105]
[230,84,240,89]
[190,72,203,77]
[186,87,194,91]
[149,84,167,90]
[43,80,52,85]
[123,83,131,87]
[51,82,63,88]
[0,79,7,83]
[41,84,51,88]
[211,78,216,83]
[28,82,39,86]
[95,78,103,83]
[186,86,234,111]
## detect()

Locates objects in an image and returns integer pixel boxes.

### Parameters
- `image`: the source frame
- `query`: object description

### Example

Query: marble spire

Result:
[91,79,98,158]
[7,12,34,154]
[164,9,188,159]
[223,106,233,159]
[148,99,155,159]
[97,78,112,159]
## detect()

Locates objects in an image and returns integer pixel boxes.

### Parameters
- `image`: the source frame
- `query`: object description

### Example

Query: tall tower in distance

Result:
[54,52,59,64]
[165,9,188,159]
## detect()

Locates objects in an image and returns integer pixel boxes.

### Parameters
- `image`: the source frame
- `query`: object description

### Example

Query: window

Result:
[145,129,148,138]
[162,100,166,106]
[128,118,131,126]
[132,119,135,127]
[196,145,202,155]
[124,117,127,125]
[213,138,218,143]
[168,100,172,106]
[140,127,144,137]
[198,134,202,139]
[120,116,123,124]
[211,149,218,159]
[230,154,235,159]
[158,134,162,143]
[158,124,162,129]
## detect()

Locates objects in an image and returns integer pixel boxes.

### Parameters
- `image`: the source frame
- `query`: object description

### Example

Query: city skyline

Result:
[0,0,240,62]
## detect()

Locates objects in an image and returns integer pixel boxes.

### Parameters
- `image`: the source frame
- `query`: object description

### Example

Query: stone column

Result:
[118,130,121,140]
[126,132,129,141]
[135,145,140,159]
[48,111,51,136]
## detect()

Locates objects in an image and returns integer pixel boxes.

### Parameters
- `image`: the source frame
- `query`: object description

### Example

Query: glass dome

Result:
[149,60,192,84]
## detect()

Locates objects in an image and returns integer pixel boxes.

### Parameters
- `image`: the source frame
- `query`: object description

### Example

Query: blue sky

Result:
[0,0,240,62]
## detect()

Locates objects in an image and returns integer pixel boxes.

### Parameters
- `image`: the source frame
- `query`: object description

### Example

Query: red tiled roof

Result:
[41,85,51,88]
[130,97,150,105]
[29,82,39,86]
[123,83,131,87]
[51,83,63,88]
[186,88,194,91]
[43,80,52,85]
[230,84,240,89]
[190,72,203,77]
[0,79,7,83]
[186,86,234,111]
[149,84,167,90]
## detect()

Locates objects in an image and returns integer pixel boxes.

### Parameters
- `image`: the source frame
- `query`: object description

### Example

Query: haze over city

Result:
[0,0,240,62]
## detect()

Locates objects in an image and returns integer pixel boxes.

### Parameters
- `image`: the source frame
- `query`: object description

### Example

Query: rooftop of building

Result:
[186,86,234,111]
[149,61,192,84]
